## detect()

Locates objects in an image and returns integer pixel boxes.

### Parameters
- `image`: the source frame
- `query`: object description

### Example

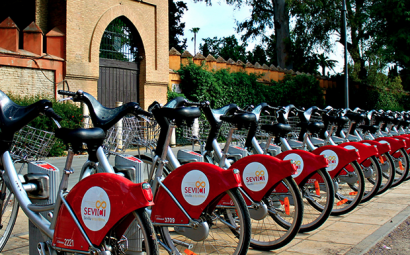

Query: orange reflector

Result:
[184,249,198,255]
[349,191,358,196]
[314,181,320,196]
[336,199,348,206]
[279,199,284,205]
[284,197,290,215]
[399,161,404,171]
[379,156,384,164]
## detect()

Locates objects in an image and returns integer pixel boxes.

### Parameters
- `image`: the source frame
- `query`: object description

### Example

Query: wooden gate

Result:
[98,17,140,108]
[98,58,139,108]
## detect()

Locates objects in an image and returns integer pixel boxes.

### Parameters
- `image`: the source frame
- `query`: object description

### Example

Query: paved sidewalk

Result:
[2,152,410,254]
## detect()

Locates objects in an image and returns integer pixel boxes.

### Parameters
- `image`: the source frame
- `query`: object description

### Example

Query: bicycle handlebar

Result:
[58,90,77,97]
[43,107,63,122]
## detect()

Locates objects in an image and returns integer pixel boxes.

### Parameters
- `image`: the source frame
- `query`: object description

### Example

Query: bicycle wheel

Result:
[360,156,382,203]
[156,188,251,255]
[376,153,395,195]
[331,161,365,216]
[391,148,410,187]
[248,176,303,250]
[103,208,158,255]
[0,178,19,251]
[299,168,334,233]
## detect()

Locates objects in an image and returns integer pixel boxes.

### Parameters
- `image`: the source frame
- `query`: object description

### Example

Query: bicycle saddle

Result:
[335,116,349,125]
[220,112,257,130]
[260,123,292,137]
[55,127,106,153]
[0,91,52,138]
[211,104,240,122]
[358,125,379,134]
[345,112,366,122]
[153,103,201,128]
[59,90,143,131]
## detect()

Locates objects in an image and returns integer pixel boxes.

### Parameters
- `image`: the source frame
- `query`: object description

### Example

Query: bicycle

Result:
[0,90,158,254]
[176,100,304,250]
[59,92,252,255]
[346,108,409,187]
[258,104,365,216]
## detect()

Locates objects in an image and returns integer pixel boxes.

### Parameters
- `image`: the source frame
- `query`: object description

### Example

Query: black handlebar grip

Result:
[44,107,63,122]
[135,107,153,118]
[58,90,76,96]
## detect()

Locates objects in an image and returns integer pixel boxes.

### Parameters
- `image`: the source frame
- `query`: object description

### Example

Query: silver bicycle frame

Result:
[1,147,110,250]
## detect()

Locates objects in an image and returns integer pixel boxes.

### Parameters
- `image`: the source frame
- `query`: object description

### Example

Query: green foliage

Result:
[200,36,248,63]
[7,94,83,157]
[272,74,325,108]
[371,0,410,69]
[169,0,188,52]
[167,89,186,101]
[99,17,139,62]
[177,62,325,109]
[327,73,408,111]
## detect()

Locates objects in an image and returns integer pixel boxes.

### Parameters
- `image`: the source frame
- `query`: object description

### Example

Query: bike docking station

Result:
[26,161,60,254]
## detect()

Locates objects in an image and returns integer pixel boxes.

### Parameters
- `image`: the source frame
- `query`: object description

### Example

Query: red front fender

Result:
[339,142,378,163]
[312,145,360,178]
[151,162,240,224]
[53,173,154,251]
[227,154,297,202]
[375,137,406,154]
[359,140,391,155]
[275,150,328,184]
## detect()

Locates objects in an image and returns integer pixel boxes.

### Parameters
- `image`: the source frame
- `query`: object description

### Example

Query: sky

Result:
[180,0,345,74]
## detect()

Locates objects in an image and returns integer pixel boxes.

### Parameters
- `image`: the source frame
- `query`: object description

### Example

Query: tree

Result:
[190,27,200,55]
[199,35,248,63]
[370,0,410,69]
[169,0,188,52]
[193,0,293,69]
[318,54,337,76]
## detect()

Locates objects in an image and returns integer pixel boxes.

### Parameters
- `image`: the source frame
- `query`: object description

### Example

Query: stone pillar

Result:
[23,22,43,55]
[181,50,194,66]
[194,52,206,66]
[169,47,181,71]
[216,56,227,71]
[245,62,255,74]
[0,17,19,52]
[205,54,217,70]
[46,26,65,58]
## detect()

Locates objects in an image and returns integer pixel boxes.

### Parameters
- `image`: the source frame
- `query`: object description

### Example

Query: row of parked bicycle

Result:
[0,88,409,255]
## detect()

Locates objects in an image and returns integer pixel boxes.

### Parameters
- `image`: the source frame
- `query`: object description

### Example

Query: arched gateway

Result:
[98,16,141,107]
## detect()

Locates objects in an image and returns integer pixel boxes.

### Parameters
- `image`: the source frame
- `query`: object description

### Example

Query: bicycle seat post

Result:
[151,123,174,197]
[220,127,237,168]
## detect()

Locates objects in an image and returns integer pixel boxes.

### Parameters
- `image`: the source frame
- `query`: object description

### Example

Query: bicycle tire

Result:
[331,161,365,216]
[104,208,159,255]
[391,148,410,187]
[376,153,395,195]
[360,156,382,203]
[156,188,251,255]
[249,176,303,251]
[0,178,19,252]
[299,168,334,233]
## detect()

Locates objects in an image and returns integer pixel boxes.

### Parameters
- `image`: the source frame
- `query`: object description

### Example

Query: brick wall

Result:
[0,66,54,97]
[65,0,169,109]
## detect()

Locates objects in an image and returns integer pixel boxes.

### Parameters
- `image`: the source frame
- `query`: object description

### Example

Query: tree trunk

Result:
[273,0,293,69]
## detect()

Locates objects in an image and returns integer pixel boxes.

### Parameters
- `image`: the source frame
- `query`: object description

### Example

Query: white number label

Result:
[165,217,175,223]
[64,239,74,247]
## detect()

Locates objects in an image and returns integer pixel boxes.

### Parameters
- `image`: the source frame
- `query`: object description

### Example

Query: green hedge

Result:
[176,62,325,109]
[7,94,83,157]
